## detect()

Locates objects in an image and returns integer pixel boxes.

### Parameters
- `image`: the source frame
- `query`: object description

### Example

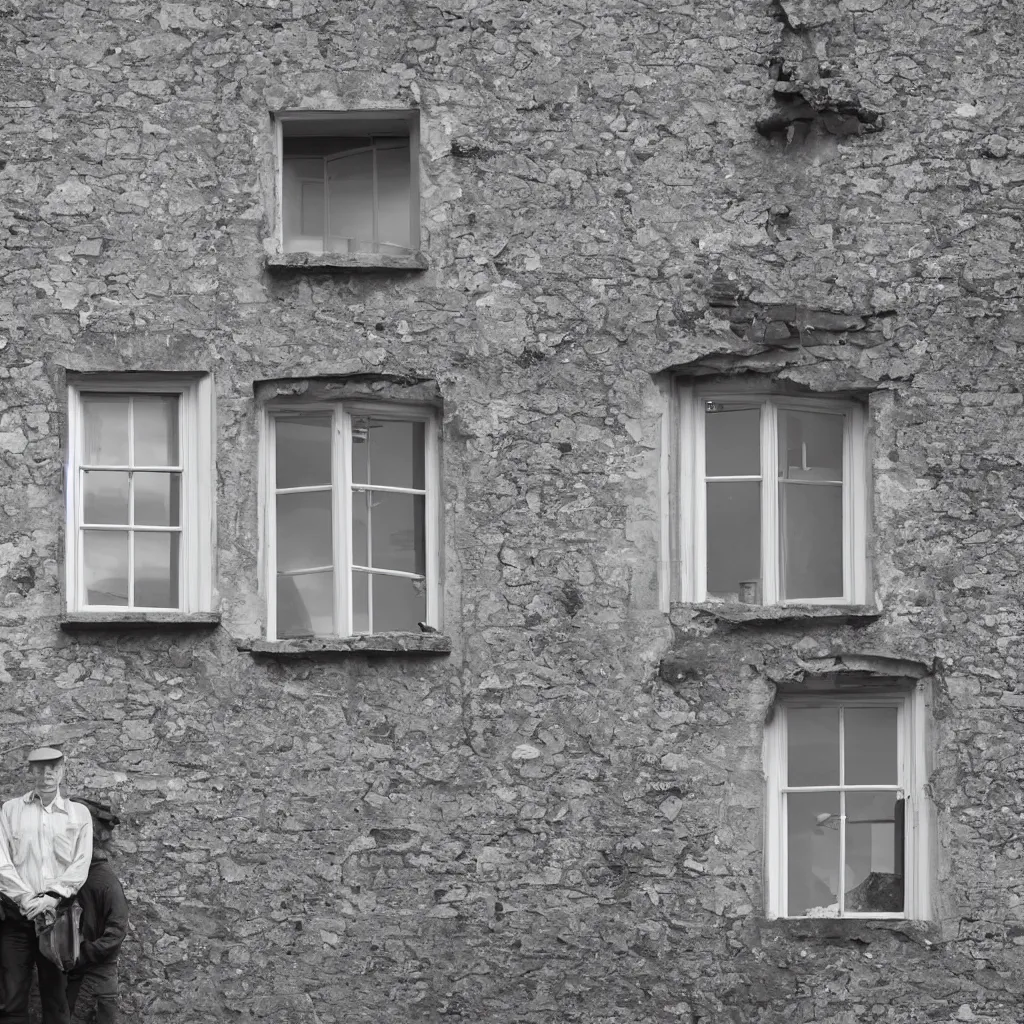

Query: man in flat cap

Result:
[0,746,93,1024]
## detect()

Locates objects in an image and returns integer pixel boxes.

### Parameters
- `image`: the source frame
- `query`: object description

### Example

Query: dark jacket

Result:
[76,853,128,965]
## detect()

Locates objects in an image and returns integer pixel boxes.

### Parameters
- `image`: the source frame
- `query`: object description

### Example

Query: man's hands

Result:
[23,894,58,920]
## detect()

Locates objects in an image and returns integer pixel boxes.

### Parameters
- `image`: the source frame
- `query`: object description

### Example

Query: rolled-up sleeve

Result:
[0,803,34,909]
[49,808,92,898]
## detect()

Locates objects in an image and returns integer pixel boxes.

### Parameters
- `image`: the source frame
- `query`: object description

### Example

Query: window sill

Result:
[759,916,937,945]
[265,252,428,272]
[670,602,880,627]
[237,632,452,656]
[61,612,221,631]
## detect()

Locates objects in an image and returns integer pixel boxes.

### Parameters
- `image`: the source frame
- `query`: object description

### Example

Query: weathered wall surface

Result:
[1,0,1023,1021]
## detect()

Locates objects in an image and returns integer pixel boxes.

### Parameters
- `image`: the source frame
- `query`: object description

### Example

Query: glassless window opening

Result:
[763,690,929,920]
[265,403,439,640]
[677,389,868,605]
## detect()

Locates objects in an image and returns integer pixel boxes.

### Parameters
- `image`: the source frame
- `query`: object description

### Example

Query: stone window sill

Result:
[265,252,428,272]
[759,917,938,945]
[237,632,451,656]
[61,612,221,631]
[670,602,880,627]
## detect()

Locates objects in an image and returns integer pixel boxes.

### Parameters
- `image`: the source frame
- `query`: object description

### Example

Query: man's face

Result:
[28,759,64,797]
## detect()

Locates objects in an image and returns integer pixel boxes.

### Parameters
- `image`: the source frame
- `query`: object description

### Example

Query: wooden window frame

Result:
[763,685,931,920]
[260,399,440,640]
[65,373,215,614]
[674,383,869,606]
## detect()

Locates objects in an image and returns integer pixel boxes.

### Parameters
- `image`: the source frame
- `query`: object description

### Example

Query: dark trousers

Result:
[0,913,70,1024]
[66,960,118,1024]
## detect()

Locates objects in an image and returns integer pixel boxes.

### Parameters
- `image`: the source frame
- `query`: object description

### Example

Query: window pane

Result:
[134,396,178,466]
[370,572,426,632]
[352,417,425,489]
[276,415,332,490]
[787,706,840,787]
[282,158,326,254]
[277,571,334,638]
[779,483,843,599]
[83,471,129,525]
[779,410,844,481]
[352,490,425,574]
[787,791,840,917]
[705,404,760,477]
[706,481,760,601]
[134,532,179,608]
[277,491,333,572]
[352,570,369,634]
[844,707,898,785]
[326,149,374,253]
[845,792,904,913]
[82,395,129,465]
[134,472,180,527]
[375,140,412,252]
[83,531,128,606]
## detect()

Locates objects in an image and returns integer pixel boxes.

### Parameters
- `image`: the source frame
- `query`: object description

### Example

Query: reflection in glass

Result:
[327,148,374,253]
[706,481,760,600]
[83,531,128,606]
[779,410,844,480]
[845,792,904,913]
[351,417,425,488]
[83,472,129,525]
[276,415,332,489]
[844,707,898,785]
[134,473,180,527]
[787,707,840,787]
[779,482,843,599]
[705,405,760,477]
[82,395,130,465]
[134,396,178,466]
[134,532,179,608]
[351,490,425,574]
[276,491,333,572]
[787,791,840,917]
[371,572,426,632]
[277,571,334,637]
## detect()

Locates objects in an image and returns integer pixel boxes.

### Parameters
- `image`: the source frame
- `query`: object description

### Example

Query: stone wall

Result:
[1,0,1022,1021]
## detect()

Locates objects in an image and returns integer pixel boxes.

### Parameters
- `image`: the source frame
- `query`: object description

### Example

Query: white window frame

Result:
[260,400,440,640]
[763,685,930,920]
[273,109,420,256]
[65,374,215,614]
[675,382,869,605]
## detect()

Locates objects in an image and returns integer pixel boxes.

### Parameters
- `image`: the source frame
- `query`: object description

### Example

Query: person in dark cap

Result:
[64,799,128,1024]
[0,746,93,1024]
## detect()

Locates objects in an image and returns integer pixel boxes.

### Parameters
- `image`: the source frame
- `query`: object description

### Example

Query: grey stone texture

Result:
[1,0,1023,1021]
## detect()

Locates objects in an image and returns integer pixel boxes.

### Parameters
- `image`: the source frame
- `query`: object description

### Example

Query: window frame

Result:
[273,109,421,258]
[260,399,441,641]
[674,382,869,606]
[763,685,930,920]
[65,373,215,615]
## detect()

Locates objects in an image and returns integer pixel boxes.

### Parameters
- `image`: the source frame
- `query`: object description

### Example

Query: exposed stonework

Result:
[2,0,1024,1022]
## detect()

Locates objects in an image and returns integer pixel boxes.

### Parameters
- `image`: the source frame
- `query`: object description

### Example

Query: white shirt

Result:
[0,790,93,911]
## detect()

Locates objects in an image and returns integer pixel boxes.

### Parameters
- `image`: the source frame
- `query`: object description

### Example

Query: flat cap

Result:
[27,747,64,763]
[74,797,120,828]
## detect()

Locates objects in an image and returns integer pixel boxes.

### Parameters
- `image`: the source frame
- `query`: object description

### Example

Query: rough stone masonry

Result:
[1,0,1023,1021]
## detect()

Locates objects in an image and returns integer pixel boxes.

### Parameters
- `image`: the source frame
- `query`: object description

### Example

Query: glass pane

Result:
[134,532,179,608]
[779,482,843,599]
[134,396,178,466]
[83,471,129,525]
[134,472,180,527]
[83,531,128,606]
[375,140,412,252]
[787,791,840,917]
[779,410,844,481]
[352,417,425,488]
[326,149,374,253]
[370,572,426,632]
[706,481,760,601]
[282,158,326,254]
[351,490,425,574]
[787,707,840,787]
[844,707,898,785]
[276,491,333,572]
[82,395,129,465]
[277,571,334,638]
[705,404,760,477]
[276,415,332,489]
[352,490,369,568]
[845,792,904,913]
[352,570,370,634]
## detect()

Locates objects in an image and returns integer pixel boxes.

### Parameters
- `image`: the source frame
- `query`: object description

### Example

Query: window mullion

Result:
[266,413,278,640]
[337,408,350,637]
[688,389,704,602]
[424,411,440,629]
[838,704,846,916]
[761,401,779,604]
